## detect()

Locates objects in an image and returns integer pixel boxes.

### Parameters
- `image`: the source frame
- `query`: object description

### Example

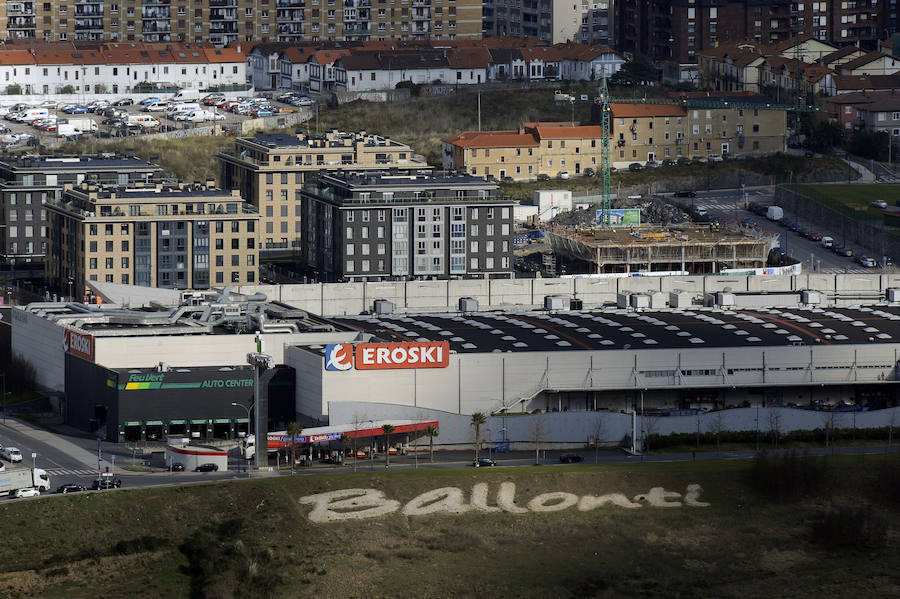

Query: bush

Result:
[6,84,21,95]
[395,80,422,97]
[58,85,75,94]
[114,535,168,555]
[810,505,886,550]
[748,451,828,499]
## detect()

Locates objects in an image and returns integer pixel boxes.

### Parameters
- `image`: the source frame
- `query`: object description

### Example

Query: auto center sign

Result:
[325,341,450,371]
[63,328,94,361]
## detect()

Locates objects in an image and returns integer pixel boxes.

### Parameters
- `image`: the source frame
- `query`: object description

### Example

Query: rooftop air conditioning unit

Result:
[373,299,395,315]
[459,297,478,312]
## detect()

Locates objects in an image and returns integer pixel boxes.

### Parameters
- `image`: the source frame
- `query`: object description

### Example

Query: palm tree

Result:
[470,412,487,461]
[424,424,439,463]
[339,434,351,465]
[381,424,395,467]
[286,421,303,475]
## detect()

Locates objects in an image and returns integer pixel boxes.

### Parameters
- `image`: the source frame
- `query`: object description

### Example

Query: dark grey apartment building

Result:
[301,172,515,282]
[0,154,162,281]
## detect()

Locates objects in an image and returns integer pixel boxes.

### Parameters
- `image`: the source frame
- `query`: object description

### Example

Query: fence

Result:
[774,186,900,261]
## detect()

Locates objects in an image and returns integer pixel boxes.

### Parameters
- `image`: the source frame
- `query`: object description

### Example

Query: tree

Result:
[381,424,395,467]
[711,411,726,453]
[425,424,439,463]
[57,84,74,95]
[643,415,659,453]
[351,413,363,472]
[470,412,487,460]
[339,434,351,464]
[285,421,303,475]
[609,59,659,87]
[530,414,545,465]
[6,84,21,95]
[767,409,782,449]
[592,413,606,464]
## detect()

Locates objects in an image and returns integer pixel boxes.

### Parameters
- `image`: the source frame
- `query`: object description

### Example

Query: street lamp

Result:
[231,401,252,478]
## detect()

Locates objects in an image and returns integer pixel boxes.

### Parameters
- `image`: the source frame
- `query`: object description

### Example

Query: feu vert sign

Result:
[122,373,253,391]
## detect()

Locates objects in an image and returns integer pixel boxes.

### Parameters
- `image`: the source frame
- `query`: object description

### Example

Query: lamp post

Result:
[246,351,273,470]
[231,401,252,478]
[369,419,375,471]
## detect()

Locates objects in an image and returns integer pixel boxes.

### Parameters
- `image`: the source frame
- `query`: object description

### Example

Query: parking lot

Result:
[0,92,315,147]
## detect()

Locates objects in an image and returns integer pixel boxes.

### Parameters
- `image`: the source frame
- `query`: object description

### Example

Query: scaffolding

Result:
[546,225,771,274]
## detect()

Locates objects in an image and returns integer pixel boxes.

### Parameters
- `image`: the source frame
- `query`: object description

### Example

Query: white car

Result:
[708,153,724,162]
[2,447,23,462]
[871,200,888,209]
[14,488,39,498]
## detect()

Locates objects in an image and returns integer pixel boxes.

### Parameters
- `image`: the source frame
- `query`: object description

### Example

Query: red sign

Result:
[354,341,450,370]
[64,328,94,361]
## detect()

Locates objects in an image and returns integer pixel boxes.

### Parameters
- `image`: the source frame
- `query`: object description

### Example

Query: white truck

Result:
[57,118,98,137]
[0,468,50,495]
[766,206,784,221]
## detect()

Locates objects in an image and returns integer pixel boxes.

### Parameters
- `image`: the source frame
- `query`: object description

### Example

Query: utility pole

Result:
[477,92,481,132]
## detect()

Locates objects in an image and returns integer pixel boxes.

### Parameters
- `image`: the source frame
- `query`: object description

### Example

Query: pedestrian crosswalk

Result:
[45,468,100,476]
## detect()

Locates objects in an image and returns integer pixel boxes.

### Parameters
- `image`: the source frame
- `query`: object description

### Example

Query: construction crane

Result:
[598,71,611,228]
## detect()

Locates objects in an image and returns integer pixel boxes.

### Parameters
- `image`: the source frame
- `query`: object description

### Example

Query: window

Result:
[346,260,354,271]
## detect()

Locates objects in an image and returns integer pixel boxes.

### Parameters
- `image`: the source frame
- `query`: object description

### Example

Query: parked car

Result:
[857,255,877,268]
[91,476,122,490]
[662,158,677,167]
[833,246,854,257]
[536,173,551,181]
[139,97,161,105]
[473,457,496,467]
[806,231,822,241]
[13,488,39,498]
[674,189,697,198]
[56,484,87,494]
[202,93,226,105]
[557,171,570,180]
[559,453,584,463]
[112,98,134,106]
[501,176,515,183]
[291,96,315,107]
[582,167,595,177]
[62,104,89,114]
[171,463,185,472]
[676,157,693,166]
[195,463,219,472]
[628,162,643,172]
[708,153,724,162]
[872,200,888,209]
[645,160,660,168]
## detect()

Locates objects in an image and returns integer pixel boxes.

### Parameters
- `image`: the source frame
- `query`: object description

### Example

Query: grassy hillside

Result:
[0,454,897,599]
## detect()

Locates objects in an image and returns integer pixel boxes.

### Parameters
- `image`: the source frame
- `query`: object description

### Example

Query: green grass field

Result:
[789,183,900,219]
[0,455,897,599]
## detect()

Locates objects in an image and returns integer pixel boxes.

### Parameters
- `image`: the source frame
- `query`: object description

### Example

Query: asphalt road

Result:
[686,188,883,273]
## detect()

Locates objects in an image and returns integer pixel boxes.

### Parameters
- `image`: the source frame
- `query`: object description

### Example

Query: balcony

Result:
[208,0,237,6]
[277,0,305,5]
[277,9,305,20]
[343,25,371,34]
[210,9,238,19]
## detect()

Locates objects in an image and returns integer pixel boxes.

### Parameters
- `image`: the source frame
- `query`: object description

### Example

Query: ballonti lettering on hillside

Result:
[299,483,710,523]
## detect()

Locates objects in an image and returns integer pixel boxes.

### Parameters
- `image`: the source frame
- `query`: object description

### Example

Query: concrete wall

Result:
[11,308,66,392]
[93,331,358,369]
[327,401,900,448]
[237,272,900,316]
[288,341,900,420]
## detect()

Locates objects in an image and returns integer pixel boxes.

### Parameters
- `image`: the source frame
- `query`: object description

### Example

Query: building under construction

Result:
[547,225,771,274]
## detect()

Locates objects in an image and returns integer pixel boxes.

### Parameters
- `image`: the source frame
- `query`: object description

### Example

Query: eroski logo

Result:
[325,343,354,371]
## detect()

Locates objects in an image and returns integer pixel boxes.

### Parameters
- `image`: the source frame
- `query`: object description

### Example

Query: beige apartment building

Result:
[218,130,428,252]
[442,105,787,178]
[1,0,482,45]
[45,182,260,298]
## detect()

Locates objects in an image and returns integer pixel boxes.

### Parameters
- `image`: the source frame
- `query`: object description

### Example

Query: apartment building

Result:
[607,101,786,166]
[484,0,614,46]
[218,130,428,253]
[0,154,162,281]
[442,122,606,180]
[0,0,483,46]
[442,100,787,176]
[300,171,514,282]
[45,182,260,298]
[616,0,890,66]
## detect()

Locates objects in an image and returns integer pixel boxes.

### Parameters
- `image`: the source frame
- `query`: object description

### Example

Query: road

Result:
[3,414,897,500]
[686,188,883,273]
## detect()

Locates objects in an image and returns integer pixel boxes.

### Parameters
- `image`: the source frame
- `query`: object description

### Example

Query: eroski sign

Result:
[299,483,710,523]
[325,341,449,371]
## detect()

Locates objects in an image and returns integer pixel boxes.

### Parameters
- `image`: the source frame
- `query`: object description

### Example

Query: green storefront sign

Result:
[124,421,141,427]
[213,419,232,424]
[121,372,253,391]
[145,420,164,426]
